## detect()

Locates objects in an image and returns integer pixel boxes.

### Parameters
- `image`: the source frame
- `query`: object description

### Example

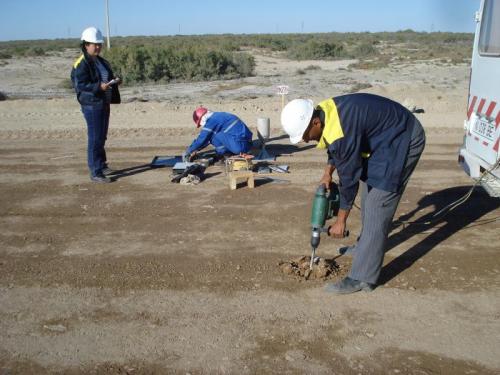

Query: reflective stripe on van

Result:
[466,94,500,151]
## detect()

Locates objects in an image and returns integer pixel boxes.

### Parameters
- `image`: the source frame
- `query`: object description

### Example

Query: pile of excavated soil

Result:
[278,256,342,280]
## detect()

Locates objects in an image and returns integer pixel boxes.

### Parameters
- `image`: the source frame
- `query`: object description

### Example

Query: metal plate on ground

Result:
[151,155,182,167]
[173,162,196,172]
[269,165,289,173]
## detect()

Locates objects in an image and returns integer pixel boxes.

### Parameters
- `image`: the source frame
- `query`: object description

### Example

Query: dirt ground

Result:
[0,50,499,374]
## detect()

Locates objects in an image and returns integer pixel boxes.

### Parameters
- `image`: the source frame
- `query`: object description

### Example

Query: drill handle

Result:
[326,182,340,219]
[325,226,350,237]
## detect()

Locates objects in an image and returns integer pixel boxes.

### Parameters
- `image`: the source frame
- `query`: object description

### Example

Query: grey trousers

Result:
[349,119,426,284]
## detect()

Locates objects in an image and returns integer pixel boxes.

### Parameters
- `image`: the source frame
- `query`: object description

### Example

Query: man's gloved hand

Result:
[182,151,191,162]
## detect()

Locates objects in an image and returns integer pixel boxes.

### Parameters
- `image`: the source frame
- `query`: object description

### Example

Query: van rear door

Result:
[466,0,500,166]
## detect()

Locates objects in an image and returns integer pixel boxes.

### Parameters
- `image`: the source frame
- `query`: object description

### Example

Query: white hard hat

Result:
[81,27,104,43]
[280,99,314,144]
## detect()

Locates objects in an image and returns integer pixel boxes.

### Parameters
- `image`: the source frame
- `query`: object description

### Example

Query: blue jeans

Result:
[81,103,110,177]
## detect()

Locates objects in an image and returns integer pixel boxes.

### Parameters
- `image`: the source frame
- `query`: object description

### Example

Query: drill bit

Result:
[304,246,316,280]
[309,246,316,270]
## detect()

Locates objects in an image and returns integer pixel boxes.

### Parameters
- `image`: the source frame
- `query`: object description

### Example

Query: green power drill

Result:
[309,182,347,271]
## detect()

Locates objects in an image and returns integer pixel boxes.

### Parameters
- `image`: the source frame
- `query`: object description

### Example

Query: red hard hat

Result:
[193,106,208,127]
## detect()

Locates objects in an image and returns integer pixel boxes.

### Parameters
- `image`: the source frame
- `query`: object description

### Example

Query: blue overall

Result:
[187,112,253,156]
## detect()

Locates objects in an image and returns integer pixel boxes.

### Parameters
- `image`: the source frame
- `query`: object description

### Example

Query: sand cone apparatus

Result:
[255,117,275,161]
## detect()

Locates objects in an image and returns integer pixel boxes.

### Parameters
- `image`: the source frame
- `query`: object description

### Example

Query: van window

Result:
[479,0,500,56]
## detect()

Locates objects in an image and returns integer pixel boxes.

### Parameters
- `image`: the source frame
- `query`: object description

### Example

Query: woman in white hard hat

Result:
[281,93,425,294]
[70,27,121,183]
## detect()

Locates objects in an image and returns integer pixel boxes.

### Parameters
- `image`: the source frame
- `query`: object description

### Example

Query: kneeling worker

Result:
[281,93,425,294]
[183,107,253,162]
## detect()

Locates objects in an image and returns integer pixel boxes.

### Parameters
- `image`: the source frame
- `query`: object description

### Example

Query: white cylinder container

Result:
[257,117,270,140]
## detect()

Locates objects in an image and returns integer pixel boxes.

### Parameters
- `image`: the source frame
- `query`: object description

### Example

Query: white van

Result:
[459,0,500,197]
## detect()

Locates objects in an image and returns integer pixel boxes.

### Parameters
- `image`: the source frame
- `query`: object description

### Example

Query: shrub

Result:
[0,31,473,75]
[29,47,45,56]
[0,51,12,59]
[350,82,373,92]
[103,45,255,84]
[288,40,344,60]
[232,52,255,77]
[352,42,379,58]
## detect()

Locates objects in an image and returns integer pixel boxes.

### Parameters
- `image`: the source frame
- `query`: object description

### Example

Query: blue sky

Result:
[0,0,480,41]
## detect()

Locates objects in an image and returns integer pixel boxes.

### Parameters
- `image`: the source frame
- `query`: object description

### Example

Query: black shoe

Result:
[325,277,375,294]
[90,174,112,184]
[102,167,115,176]
[338,245,356,256]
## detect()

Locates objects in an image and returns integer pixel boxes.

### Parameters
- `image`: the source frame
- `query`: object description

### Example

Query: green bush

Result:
[29,47,46,56]
[304,65,321,71]
[103,45,255,84]
[288,40,344,60]
[0,31,473,76]
[231,52,255,77]
[350,82,373,92]
[352,42,379,58]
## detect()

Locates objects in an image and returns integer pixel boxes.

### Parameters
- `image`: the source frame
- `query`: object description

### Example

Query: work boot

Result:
[90,174,112,184]
[338,245,356,256]
[324,277,375,294]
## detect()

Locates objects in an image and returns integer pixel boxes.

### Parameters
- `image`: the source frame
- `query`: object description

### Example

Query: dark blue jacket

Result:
[321,94,416,209]
[70,52,120,106]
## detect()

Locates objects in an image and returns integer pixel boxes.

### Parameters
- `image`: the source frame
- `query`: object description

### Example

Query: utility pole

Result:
[105,0,111,49]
